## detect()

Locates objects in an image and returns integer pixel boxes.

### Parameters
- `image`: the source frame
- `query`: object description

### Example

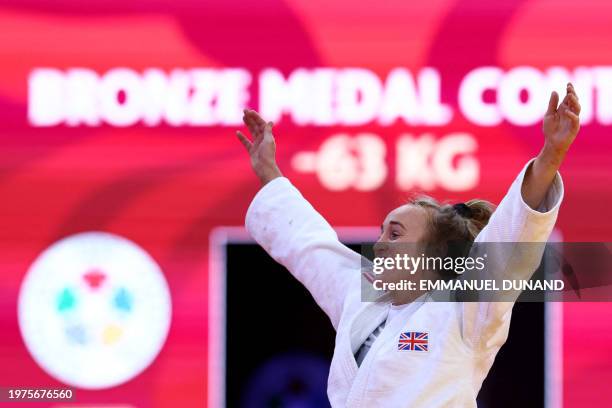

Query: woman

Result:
[235,84,580,407]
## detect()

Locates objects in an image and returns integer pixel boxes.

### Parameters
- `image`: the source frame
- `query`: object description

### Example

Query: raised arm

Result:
[462,83,580,350]
[237,109,361,330]
[521,82,580,210]
[236,109,283,186]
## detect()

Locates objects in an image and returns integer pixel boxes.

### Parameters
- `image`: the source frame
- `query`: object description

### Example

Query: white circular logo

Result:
[18,232,172,389]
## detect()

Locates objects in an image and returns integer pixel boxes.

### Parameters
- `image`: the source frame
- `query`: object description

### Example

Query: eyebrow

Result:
[381,220,406,231]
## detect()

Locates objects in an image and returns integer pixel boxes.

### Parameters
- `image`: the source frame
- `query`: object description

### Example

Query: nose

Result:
[373,239,388,257]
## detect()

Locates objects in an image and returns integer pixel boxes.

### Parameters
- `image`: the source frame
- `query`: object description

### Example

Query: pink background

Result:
[0,0,611,406]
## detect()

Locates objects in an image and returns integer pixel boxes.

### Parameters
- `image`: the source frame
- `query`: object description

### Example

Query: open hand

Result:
[523,83,581,210]
[236,109,282,185]
[542,82,581,155]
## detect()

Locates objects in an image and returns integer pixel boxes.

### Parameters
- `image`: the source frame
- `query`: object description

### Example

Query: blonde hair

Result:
[409,195,495,242]
[409,195,495,278]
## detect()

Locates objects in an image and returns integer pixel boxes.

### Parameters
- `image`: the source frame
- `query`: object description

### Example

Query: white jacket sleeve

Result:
[245,177,362,330]
[461,158,564,349]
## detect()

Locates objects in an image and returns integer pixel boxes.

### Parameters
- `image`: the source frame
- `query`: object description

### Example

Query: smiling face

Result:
[373,204,432,285]
[375,204,430,256]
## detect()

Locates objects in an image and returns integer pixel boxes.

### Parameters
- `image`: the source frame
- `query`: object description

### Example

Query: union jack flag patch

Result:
[398,331,429,351]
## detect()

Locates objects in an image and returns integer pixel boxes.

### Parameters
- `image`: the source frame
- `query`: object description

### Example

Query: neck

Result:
[391,288,428,306]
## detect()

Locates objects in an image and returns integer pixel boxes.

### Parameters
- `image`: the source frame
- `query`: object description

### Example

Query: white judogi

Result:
[245,159,563,408]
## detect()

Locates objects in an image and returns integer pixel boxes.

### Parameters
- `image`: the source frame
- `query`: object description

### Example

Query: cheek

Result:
[381,267,413,283]
[394,235,429,260]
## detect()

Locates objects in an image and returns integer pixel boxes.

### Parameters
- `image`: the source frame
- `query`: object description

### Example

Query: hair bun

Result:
[452,203,473,218]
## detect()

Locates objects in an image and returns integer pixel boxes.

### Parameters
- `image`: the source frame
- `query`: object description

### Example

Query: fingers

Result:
[559,83,581,114]
[242,110,259,135]
[546,91,559,115]
[568,93,581,114]
[565,83,581,114]
[567,82,577,98]
[235,130,253,152]
[263,121,274,140]
[563,109,579,120]
[241,109,273,145]
[244,109,267,130]
[563,109,580,128]
[242,108,269,139]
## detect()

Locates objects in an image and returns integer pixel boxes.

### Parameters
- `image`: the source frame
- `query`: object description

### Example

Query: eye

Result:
[390,231,400,239]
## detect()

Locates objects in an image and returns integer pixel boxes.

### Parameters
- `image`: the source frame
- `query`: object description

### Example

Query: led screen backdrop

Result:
[0,0,611,407]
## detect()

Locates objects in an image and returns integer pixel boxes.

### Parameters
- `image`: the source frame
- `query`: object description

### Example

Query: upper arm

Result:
[460,159,564,349]
[245,177,361,329]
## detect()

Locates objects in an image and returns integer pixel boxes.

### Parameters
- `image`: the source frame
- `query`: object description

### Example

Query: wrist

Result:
[256,165,283,186]
[538,142,566,169]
